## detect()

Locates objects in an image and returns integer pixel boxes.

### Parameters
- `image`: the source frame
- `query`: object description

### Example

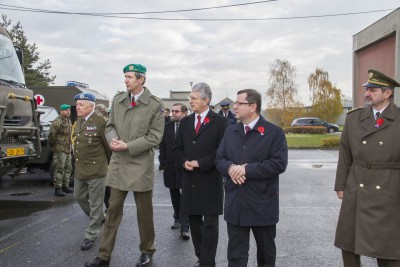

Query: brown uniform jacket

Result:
[334,101,400,260]
[74,111,111,179]
[105,88,164,192]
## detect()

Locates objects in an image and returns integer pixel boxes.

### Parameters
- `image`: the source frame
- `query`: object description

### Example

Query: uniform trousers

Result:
[98,188,156,261]
[170,188,189,232]
[74,177,105,241]
[227,222,276,267]
[53,152,72,188]
[189,215,219,267]
[342,250,400,267]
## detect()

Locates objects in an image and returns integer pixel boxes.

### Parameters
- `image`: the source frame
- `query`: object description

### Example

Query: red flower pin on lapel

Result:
[131,101,136,108]
[258,126,265,136]
[375,118,384,128]
[204,117,210,124]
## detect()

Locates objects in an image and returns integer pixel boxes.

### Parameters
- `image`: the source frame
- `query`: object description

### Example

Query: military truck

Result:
[0,25,41,178]
[27,84,109,183]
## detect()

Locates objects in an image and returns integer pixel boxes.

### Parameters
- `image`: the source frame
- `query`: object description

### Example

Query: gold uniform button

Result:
[360,184,364,188]
[362,141,367,144]
[376,186,381,190]
[76,158,79,161]
[379,142,383,146]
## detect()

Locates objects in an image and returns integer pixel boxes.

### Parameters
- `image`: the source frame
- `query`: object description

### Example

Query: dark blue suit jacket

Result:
[218,110,236,125]
[216,115,288,226]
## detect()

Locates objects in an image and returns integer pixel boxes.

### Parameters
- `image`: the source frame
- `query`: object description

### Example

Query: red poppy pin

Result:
[258,126,265,136]
[204,117,210,124]
[375,118,384,128]
[130,101,136,108]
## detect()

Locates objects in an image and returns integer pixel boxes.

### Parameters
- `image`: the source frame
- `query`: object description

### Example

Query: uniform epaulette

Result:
[150,95,161,102]
[113,91,124,97]
[347,107,363,114]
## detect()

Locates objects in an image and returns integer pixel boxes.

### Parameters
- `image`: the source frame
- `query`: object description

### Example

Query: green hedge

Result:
[284,126,326,134]
[321,136,340,147]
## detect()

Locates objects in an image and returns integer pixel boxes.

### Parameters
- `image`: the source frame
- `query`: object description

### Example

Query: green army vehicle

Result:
[0,25,41,178]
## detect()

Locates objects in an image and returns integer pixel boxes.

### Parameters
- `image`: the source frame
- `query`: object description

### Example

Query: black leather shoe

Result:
[136,253,152,266]
[181,231,190,240]
[171,221,179,229]
[84,257,109,267]
[81,239,94,250]
[55,188,66,197]
[62,187,74,193]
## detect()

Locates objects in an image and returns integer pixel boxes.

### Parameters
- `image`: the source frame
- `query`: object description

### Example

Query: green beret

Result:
[123,63,147,74]
[363,69,400,89]
[60,104,71,111]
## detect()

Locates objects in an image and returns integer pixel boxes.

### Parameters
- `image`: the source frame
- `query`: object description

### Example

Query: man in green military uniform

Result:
[86,63,164,267]
[73,93,111,251]
[335,69,400,267]
[48,104,73,197]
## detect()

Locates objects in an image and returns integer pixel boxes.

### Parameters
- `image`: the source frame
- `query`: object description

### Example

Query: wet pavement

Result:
[0,150,379,267]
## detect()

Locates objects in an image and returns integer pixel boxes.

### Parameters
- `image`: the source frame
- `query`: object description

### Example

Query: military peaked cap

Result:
[363,69,400,89]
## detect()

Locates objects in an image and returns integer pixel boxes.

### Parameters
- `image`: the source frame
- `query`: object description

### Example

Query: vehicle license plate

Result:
[6,148,25,157]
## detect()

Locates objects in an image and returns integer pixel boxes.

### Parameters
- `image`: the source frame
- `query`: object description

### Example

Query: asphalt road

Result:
[0,149,379,267]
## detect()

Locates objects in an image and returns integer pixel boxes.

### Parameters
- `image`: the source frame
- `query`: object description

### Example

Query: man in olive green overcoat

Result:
[85,64,164,267]
[73,93,111,251]
[335,69,400,267]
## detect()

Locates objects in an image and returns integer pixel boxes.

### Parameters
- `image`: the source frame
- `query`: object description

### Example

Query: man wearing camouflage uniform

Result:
[48,104,74,197]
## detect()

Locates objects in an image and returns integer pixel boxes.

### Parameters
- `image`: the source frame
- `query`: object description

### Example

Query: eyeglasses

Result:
[233,101,253,106]
[171,110,182,113]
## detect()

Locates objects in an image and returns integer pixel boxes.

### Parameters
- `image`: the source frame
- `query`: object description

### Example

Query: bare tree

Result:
[308,68,343,122]
[266,59,303,127]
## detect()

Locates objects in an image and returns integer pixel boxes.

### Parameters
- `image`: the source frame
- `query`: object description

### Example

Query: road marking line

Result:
[316,149,338,159]
[0,213,79,254]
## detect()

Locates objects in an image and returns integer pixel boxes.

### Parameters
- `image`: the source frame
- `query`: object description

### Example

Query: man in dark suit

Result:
[216,89,288,267]
[174,82,229,267]
[159,103,190,240]
[218,101,236,125]
[73,93,111,250]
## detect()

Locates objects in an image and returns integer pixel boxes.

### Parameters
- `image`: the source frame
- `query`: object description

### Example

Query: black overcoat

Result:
[159,121,183,189]
[216,116,288,226]
[174,110,229,215]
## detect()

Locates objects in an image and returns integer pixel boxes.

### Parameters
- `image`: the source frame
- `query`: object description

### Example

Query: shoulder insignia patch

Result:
[114,91,124,97]
[347,107,363,114]
[150,95,161,102]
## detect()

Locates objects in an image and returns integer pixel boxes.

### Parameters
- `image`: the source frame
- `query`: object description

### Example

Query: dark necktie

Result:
[245,125,251,135]
[195,115,202,134]
[175,123,179,138]
[375,112,380,120]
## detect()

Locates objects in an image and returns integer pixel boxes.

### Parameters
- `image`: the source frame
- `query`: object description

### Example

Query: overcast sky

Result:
[1,1,398,105]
